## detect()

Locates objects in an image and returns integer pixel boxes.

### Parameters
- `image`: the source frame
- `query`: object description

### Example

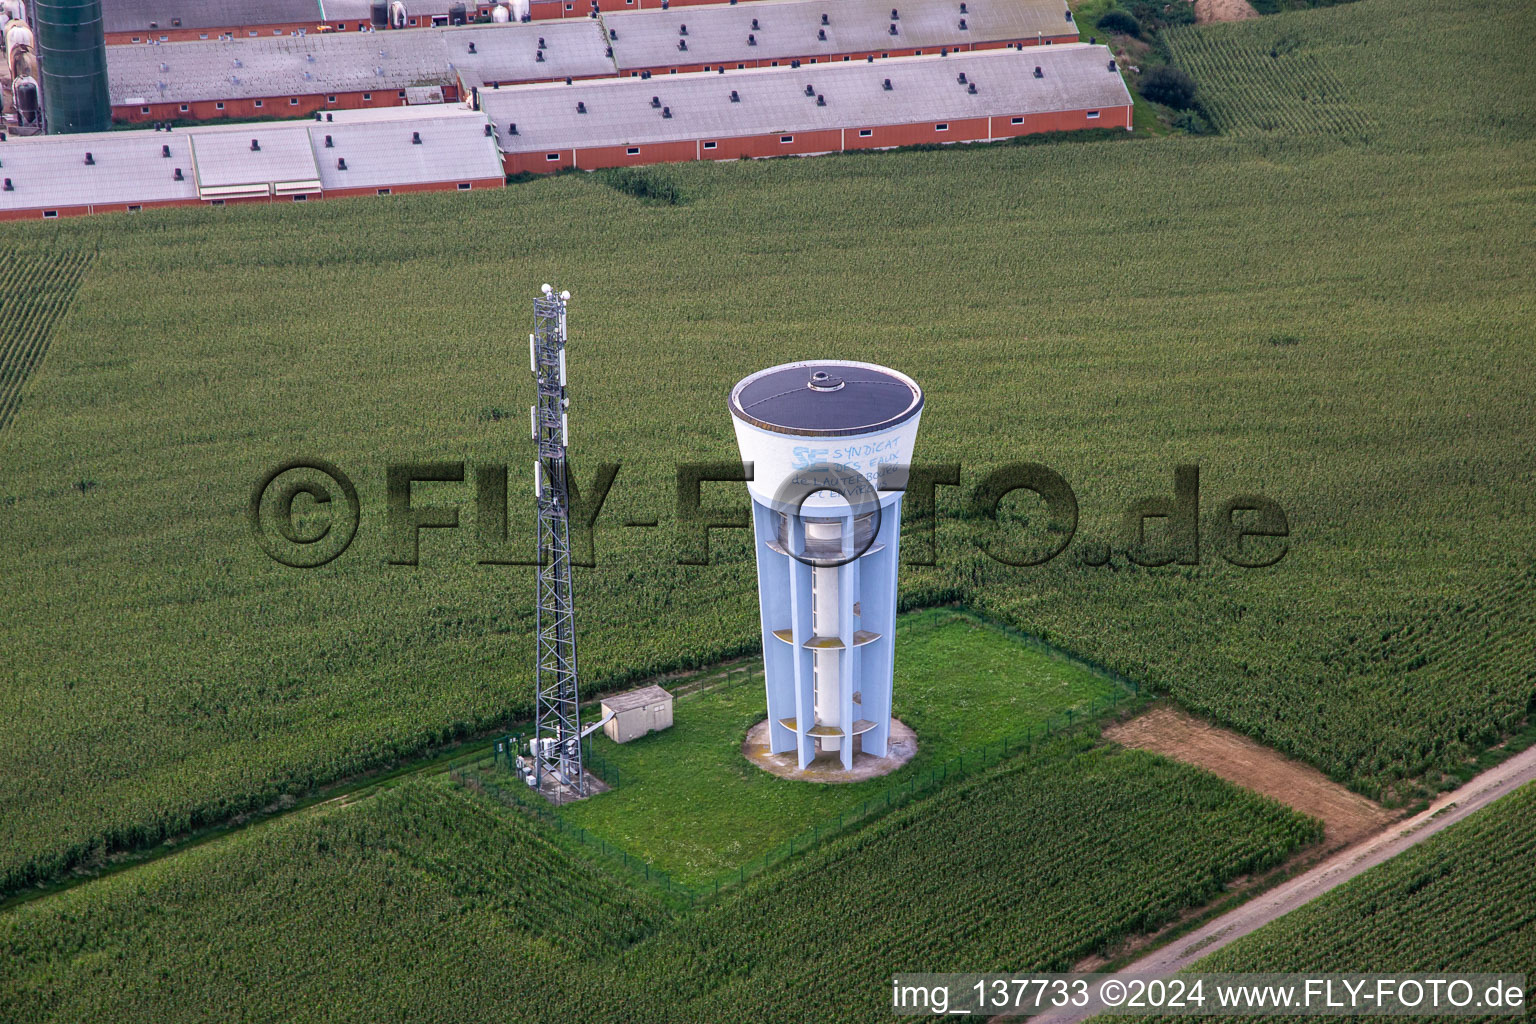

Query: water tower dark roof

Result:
[729,360,923,438]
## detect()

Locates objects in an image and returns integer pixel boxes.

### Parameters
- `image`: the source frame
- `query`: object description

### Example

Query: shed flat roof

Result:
[484,43,1129,151]
[0,132,199,210]
[107,20,612,105]
[606,0,1075,70]
[601,685,674,713]
[103,0,324,34]
[311,116,503,188]
[190,127,321,188]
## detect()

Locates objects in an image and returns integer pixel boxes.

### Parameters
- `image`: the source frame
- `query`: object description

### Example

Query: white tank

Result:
[729,361,924,515]
[389,0,407,27]
[1,1,25,23]
[5,19,32,60]
[509,0,530,21]
[490,3,510,20]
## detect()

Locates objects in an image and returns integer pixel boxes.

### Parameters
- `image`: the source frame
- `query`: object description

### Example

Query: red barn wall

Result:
[107,23,319,45]
[501,103,1130,174]
[114,83,473,123]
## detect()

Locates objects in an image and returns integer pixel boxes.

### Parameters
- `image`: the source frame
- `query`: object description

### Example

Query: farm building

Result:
[104,0,1070,123]
[102,0,512,44]
[483,43,1130,174]
[0,106,504,218]
[604,0,1078,77]
[104,0,328,44]
[599,685,674,743]
[99,0,809,44]
[106,19,612,121]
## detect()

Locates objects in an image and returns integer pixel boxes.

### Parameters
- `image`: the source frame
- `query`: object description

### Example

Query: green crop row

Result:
[1167,25,1372,138]
[0,246,93,431]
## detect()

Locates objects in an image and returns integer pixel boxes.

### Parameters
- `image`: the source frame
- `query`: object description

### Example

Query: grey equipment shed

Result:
[599,685,674,743]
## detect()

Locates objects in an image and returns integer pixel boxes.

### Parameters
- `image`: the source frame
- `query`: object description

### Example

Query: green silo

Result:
[34,0,110,133]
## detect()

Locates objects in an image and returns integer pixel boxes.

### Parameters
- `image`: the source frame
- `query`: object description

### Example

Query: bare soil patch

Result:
[1194,0,1260,21]
[1104,706,1392,846]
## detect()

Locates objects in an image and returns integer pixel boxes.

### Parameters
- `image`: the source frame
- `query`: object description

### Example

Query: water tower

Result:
[729,361,924,771]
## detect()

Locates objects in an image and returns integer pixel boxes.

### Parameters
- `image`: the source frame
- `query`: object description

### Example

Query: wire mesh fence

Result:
[460,666,1146,907]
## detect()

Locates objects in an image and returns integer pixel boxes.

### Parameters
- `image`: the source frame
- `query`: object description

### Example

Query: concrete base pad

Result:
[742,717,917,783]
[533,769,611,805]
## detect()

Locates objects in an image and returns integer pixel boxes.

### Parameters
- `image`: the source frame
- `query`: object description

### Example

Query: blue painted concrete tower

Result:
[729,361,924,772]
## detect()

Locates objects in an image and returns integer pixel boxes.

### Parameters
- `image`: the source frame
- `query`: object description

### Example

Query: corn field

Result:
[0,739,1321,1022]
[0,0,1529,1011]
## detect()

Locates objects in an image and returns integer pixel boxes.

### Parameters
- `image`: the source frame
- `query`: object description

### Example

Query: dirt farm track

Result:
[1105,706,1393,847]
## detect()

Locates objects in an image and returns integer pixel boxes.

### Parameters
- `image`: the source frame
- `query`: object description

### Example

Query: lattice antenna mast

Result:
[530,284,584,796]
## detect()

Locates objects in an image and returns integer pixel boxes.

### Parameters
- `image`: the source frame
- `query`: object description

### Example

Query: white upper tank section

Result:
[729,360,923,514]
[491,3,510,21]
[5,19,32,59]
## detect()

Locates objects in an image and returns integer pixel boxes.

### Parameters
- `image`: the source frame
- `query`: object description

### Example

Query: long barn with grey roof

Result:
[604,0,1077,76]
[108,18,613,121]
[0,106,503,219]
[483,43,1129,174]
[104,0,328,44]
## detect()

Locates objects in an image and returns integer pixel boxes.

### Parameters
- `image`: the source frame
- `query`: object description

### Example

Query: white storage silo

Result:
[729,361,923,771]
